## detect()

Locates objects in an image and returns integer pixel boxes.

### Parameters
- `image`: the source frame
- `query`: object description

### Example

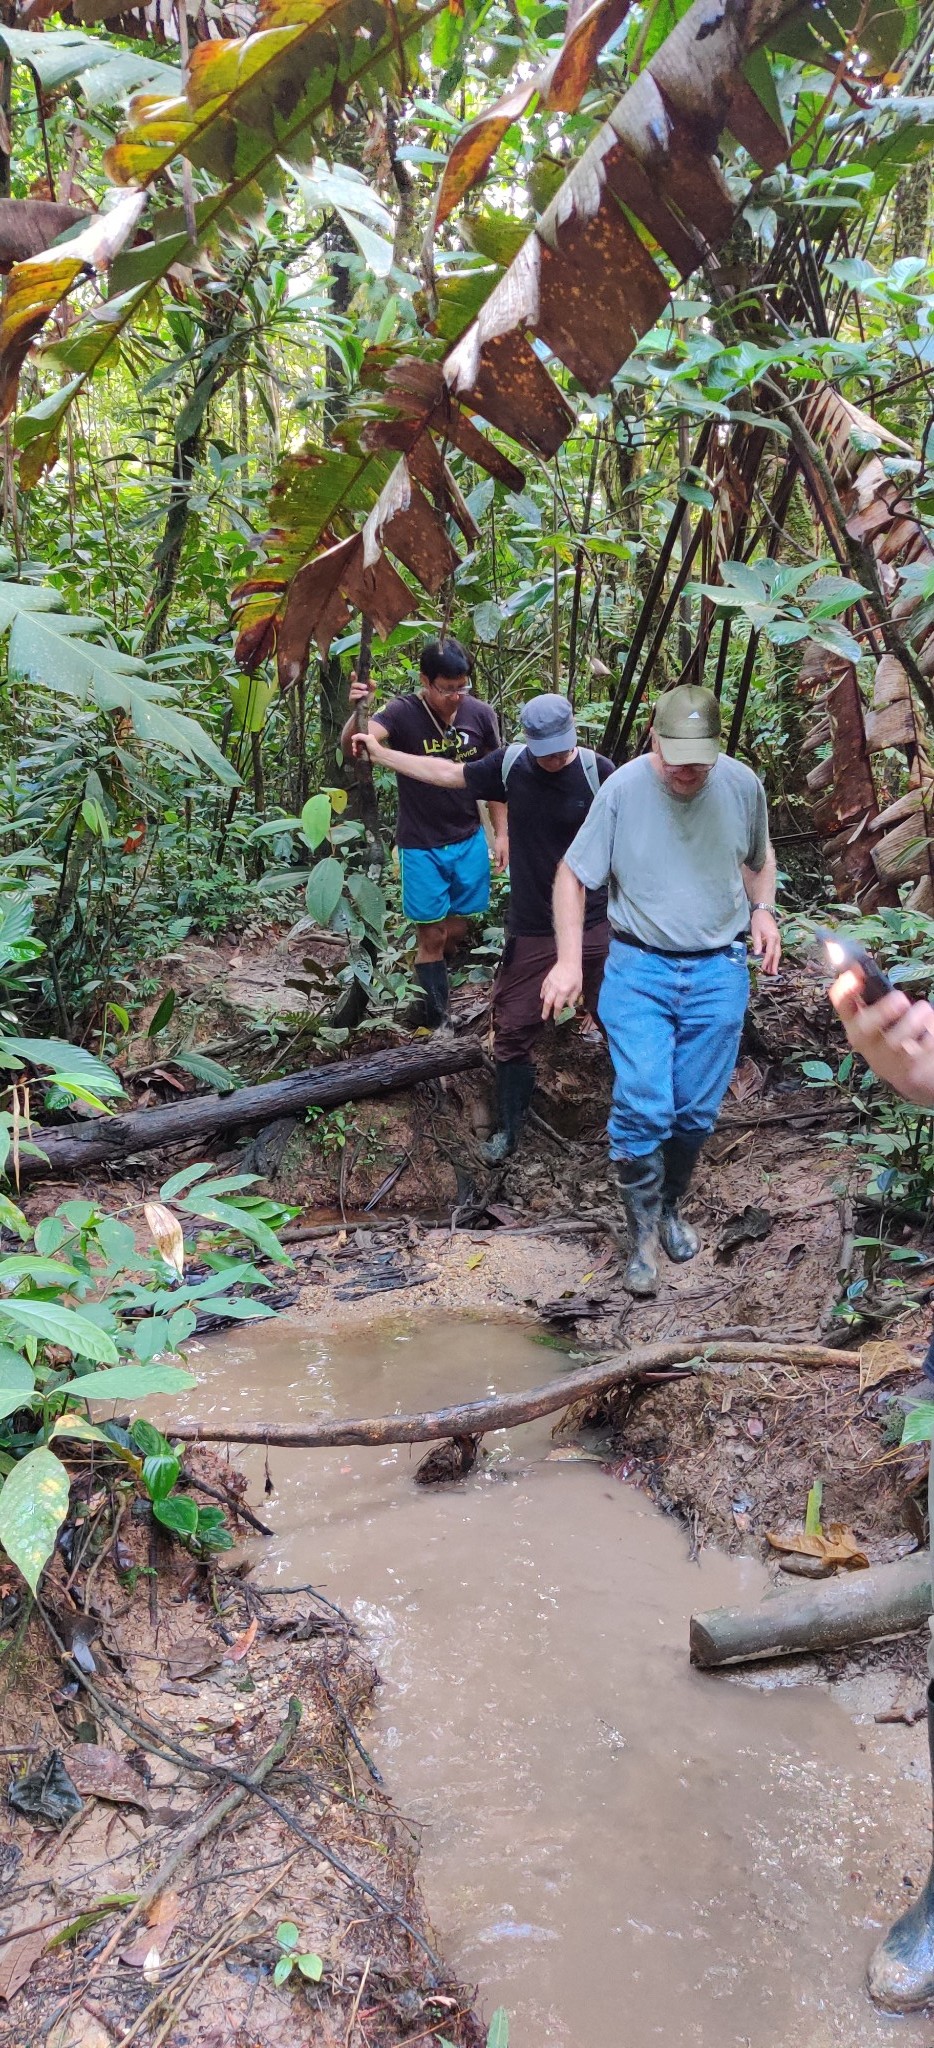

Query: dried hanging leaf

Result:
[766,1523,869,1571]
[859,1339,917,1395]
[0,189,145,422]
[143,1200,184,1278]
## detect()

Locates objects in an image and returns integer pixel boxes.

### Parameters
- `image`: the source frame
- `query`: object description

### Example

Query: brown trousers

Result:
[492,921,611,1063]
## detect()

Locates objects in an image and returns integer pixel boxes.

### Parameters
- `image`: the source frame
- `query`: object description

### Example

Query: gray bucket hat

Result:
[520,693,577,758]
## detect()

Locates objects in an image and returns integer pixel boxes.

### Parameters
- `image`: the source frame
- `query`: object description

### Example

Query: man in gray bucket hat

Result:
[354,691,613,1161]
[543,685,781,1295]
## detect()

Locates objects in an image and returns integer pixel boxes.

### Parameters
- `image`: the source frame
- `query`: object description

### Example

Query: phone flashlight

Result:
[819,930,893,1005]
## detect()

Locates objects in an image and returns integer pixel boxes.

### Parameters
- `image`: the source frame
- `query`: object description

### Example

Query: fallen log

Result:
[690,1552,932,1669]
[16,1039,482,1179]
[164,1338,866,1451]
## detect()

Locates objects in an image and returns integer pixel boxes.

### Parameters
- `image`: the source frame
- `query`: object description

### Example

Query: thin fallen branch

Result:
[14,1039,482,1179]
[166,1338,867,1451]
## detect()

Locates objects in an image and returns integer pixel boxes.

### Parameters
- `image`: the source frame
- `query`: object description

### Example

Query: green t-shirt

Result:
[563,753,769,952]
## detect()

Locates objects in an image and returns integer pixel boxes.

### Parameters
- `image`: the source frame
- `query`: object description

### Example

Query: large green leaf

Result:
[291,161,395,278]
[0,1300,118,1362]
[0,1034,124,1098]
[0,1350,35,1423]
[179,1193,290,1264]
[0,1445,71,1591]
[0,25,179,102]
[68,1362,198,1401]
[0,587,238,785]
[305,857,345,929]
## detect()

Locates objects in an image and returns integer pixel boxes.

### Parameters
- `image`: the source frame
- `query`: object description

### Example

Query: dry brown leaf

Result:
[64,1746,150,1812]
[166,1639,220,1681]
[226,1616,258,1664]
[143,1200,184,1278]
[119,1889,180,1969]
[48,2009,113,2048]
[859,1339,917,1395]
[766,1523,869,1571]
[728,1057,764,1102]
[0,1923,46,2002]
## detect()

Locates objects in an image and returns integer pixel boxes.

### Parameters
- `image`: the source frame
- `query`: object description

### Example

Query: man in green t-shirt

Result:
[542,686,781,1296]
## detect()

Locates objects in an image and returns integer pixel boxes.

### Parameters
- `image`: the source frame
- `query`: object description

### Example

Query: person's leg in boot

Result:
[614,1150,664,1294]
[867,1676,934,2009]
[663,942,750,1260]
[482,936,549,1164]
[597,941,676,1296]
[413,924,450,1028]
[659,1132,705,1261]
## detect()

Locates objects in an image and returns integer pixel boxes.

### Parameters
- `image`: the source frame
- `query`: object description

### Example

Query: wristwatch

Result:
[751,902,778,916]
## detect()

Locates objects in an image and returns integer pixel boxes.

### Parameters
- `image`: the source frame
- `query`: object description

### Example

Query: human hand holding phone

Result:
[826,933,934,1107]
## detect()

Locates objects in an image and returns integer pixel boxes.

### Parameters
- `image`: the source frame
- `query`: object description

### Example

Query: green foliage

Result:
[273,1919,324,1989]
[0,1169,289,1593]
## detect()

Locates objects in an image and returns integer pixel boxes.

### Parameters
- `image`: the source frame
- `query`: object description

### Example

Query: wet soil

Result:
[0,1483,481,2048]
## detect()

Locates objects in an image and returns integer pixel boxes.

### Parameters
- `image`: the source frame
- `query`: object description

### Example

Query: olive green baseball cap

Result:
[653,685,721,766]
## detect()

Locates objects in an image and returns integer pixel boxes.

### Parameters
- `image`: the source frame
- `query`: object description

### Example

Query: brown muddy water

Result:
[164,1317,934,2048]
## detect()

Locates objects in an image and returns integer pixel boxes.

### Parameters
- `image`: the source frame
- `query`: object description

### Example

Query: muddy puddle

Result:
[162,1317,934,2048]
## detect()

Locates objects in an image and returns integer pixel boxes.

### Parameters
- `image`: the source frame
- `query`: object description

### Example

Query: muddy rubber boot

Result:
[614,1152,663,1296]
[414,960,449,1030]
[867,1679,934,2010]
[481,1060,536,1165]
[659,1132,704,1263]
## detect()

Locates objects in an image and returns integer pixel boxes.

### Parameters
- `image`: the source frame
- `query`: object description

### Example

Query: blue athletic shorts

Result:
[399,829,491,925]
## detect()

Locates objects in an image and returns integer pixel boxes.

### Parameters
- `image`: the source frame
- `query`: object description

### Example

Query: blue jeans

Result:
[597,937,749,1159]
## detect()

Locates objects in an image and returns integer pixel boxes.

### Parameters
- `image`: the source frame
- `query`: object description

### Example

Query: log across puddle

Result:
[155,1317,934,2047]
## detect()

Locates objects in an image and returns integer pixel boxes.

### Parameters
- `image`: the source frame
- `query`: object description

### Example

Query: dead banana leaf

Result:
[766,1523,869,1571]
[858,1340,917,1395]
[143,1200,184,1278]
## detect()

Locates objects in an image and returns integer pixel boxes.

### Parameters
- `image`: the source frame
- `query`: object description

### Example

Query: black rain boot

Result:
[481,1060,536,1165]
[414,960,449,1030]
[867,1679,934,2010]
[659,1132,705,1263]
[614,1151,664,1296]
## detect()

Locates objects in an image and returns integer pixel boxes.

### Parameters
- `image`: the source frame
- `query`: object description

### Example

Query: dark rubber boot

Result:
[614,1152,664,1296]
[659,1132,704,1263]
[481,1060,536,1165]
[414,960,449,1030]
[867,1680,934,2010]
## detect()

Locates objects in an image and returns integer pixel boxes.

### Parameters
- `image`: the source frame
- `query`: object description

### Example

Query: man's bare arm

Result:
[540,861,586,1019]
[351,731,465,786]
[742,843,781,975]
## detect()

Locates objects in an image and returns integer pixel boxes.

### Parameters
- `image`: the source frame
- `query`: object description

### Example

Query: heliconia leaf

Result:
[0,1446,71,1592]
[0,189,146,424]
[143,1201,185,1279]
[104,0,446,197]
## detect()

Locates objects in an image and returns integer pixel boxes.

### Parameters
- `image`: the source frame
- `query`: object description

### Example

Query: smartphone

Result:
[819,930,893,1004]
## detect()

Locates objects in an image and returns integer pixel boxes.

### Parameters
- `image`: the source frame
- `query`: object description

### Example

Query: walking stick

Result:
[351,614,384,869]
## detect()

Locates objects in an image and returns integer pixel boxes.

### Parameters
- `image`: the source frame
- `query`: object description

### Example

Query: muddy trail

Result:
[5,959,934,2046]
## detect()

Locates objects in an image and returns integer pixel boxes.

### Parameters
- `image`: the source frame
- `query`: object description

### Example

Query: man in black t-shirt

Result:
[354,693,612,1161]
[342,638,505,1027]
